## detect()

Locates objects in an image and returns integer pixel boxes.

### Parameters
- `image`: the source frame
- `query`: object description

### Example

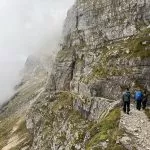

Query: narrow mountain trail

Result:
[120,104,150,150]
[16,87,45,115]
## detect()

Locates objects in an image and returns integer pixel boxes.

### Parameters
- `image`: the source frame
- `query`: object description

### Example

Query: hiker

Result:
[142,90,148,110]
[122,88,131,114]
[134,89,143,110]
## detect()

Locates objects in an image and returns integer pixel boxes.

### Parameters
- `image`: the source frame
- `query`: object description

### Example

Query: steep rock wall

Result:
[47,0,150,99]
[64,0,150,40]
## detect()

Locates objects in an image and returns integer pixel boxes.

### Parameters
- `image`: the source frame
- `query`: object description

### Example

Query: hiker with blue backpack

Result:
[134,89,143,110]
[122,88,131,114]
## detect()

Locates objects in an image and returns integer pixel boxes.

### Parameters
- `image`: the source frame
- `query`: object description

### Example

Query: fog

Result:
[0,0,75,105]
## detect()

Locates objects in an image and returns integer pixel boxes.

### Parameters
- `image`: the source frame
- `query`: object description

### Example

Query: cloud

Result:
[0,0,75,105]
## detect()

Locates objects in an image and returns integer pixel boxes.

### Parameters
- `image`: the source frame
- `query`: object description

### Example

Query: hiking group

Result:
[122,88,149,114]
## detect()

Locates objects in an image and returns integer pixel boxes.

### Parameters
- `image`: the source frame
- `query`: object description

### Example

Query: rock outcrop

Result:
[26,92,122,150]
[47,0,150,100]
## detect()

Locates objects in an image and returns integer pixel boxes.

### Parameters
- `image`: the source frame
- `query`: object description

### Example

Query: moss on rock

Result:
[86,108,125,150]
[80,28,150,85]
[127,28,150,58]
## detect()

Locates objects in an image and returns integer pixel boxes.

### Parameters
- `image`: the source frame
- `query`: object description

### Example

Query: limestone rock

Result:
[47,0,150,100]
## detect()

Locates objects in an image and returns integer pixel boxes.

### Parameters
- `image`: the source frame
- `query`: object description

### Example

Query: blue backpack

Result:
[135,91,143,101]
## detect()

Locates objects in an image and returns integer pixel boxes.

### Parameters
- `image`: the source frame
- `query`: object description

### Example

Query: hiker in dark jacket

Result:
[142,90,148,110]
[122,88,131,114]
[134,89,143,110]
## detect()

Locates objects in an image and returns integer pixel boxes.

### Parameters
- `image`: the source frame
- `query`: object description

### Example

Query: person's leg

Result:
[136,101,139,110]
[139,101,142,110]
[142,101,146,109]
[145,100,148,109]
[127,102,130,114]
[123,102,126,113]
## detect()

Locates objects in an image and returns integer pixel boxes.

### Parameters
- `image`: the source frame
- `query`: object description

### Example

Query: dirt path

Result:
[16,87,45,115]
[120,104,150,150]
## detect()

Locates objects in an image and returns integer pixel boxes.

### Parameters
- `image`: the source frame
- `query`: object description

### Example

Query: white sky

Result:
[0,0,75,105]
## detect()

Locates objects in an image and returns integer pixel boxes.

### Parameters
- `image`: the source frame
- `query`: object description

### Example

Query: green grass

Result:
[127,28,150,58]
[52,91,74,112]
[32,92,94,148]
[86,108,125,150]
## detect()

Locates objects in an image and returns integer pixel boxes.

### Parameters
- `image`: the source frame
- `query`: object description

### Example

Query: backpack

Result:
[123,92,130,102]
[135,91,143,101]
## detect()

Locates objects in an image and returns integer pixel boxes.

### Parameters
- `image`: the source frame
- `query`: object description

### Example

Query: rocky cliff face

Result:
[47,0,150,100]
[0,0,150,150]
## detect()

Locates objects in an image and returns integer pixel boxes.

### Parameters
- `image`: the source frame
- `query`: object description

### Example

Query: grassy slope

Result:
[0,115,32,150]
[0,72,47,149]
[86,108,125,150]
[28,91,125,149]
